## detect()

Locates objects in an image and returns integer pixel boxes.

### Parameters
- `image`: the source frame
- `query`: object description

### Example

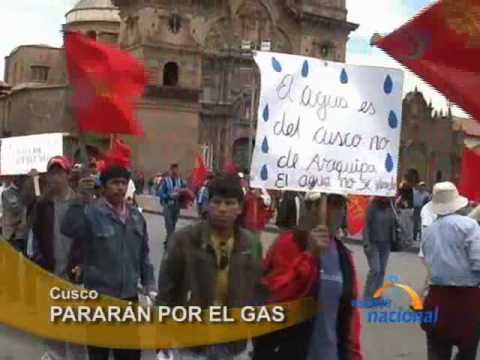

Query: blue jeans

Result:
[364,241,391,299]
[164,203,180,244]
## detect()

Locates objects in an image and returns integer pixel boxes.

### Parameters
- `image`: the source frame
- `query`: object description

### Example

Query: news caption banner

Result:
[0,242,315,349]
[250,51,404,196]
[0,133,64,175]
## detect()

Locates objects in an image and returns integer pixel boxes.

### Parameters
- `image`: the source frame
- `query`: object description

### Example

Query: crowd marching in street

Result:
[2,1,480,359]
[0,141,480,360]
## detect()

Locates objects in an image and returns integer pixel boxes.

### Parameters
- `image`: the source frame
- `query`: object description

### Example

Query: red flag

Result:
[65,32,146,136]
[376,0,480,120]
[223,160,238,175]
[190,155,207,192]
[347,195,370,236]
[458,147,480,202]
[98,139,132,172]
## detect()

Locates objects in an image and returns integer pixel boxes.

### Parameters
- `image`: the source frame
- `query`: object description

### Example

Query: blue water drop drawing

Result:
[385,153,394,173]
[302,60,309,78]
[272,57,282,72]
[261,137,269,153]
[260,165,269,180]
[340,68,349,84]
[388,111,398,129]
[263,104,269,122]
[384,75,393,94]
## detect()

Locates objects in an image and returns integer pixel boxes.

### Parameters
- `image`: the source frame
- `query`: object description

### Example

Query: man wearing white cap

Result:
[420,182,480,360]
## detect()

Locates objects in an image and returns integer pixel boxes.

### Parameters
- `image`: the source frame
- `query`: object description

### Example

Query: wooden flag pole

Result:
[319,194,328,229]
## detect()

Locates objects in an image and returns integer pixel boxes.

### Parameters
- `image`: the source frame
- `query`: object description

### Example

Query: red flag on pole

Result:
[347,195,370,236]
[458,147,480,202]
[65,32,146,136]
[190,155,207,192]
[375,0,480,120]
[97,139,132,172]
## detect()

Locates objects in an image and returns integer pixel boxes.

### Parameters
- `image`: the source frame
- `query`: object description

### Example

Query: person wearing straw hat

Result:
[420,182,480,360]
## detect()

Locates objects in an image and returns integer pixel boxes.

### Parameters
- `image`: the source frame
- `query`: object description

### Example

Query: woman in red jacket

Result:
[253,192,363,360]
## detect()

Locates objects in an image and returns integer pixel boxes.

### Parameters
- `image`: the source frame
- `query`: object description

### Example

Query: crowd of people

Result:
[1,154,480,360]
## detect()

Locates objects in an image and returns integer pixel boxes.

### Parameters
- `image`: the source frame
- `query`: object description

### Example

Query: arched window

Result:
[163,62,179,86]
[86,30,97,40]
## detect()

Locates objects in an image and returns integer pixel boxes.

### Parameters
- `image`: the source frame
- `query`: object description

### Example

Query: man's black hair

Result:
[208,173,244,203]
[170,163,179,169]
[100,165,131,186]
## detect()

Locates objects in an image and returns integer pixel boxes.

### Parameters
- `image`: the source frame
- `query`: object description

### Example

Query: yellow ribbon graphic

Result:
[0,242,316,349]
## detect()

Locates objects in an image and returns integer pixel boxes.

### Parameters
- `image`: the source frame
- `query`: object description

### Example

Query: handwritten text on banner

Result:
[1,133,64,175]
[250,52,404,197]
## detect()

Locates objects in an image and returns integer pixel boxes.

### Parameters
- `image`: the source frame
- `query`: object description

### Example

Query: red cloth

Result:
[65,32,146,136]
[347,195,370,236]
[190,155,207,193]
[177,188,195,209]
[241,191,273,232]
[421,286,480,348]
[262,231,318,303]
[458,148,480,202]
[223,160,238,175]
[98,139,132,172]
[376,1,480,120]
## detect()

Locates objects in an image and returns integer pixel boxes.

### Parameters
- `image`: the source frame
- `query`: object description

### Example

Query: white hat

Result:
[304,192,322,202]
[430,182,468,215]
[304,191,347,202]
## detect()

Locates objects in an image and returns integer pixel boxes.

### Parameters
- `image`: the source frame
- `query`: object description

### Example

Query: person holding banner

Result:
[253,192,363,360]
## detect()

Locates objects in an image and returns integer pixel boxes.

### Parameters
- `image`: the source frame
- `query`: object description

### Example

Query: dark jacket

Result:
[276,191,298,229]
[31,193,82,279]
[61,198,155,299]
[156,221,264,355]
[157,221,263,307]
[2,186,28,243]
[253,232,363,360]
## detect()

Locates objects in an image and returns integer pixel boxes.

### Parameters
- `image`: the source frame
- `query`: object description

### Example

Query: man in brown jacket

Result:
[157,174,264,360]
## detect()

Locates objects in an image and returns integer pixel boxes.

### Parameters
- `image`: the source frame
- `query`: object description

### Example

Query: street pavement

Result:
[0,211,478,359]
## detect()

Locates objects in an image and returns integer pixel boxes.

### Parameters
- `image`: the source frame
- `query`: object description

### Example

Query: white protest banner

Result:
[1,133,64,175]
[250,52,404,197]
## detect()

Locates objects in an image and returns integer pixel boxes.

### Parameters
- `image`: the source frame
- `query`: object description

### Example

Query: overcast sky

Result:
[0,0,468,117]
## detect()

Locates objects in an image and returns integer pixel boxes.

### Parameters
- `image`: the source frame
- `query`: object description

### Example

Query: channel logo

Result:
[353,275,438,324]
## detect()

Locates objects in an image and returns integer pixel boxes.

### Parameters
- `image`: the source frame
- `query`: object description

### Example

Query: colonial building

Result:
[399,88,465,187]
[0,0,121,160]
[0,0,358,176]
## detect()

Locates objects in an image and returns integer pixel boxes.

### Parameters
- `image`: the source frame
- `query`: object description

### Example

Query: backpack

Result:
[390,202,414,252]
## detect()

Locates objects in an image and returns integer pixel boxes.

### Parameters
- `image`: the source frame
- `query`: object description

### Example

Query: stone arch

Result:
[233,137,252,171]
[86,30,97,40]
[403,143,428,181]
[163,62,179,86]
[234,0,275,47]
